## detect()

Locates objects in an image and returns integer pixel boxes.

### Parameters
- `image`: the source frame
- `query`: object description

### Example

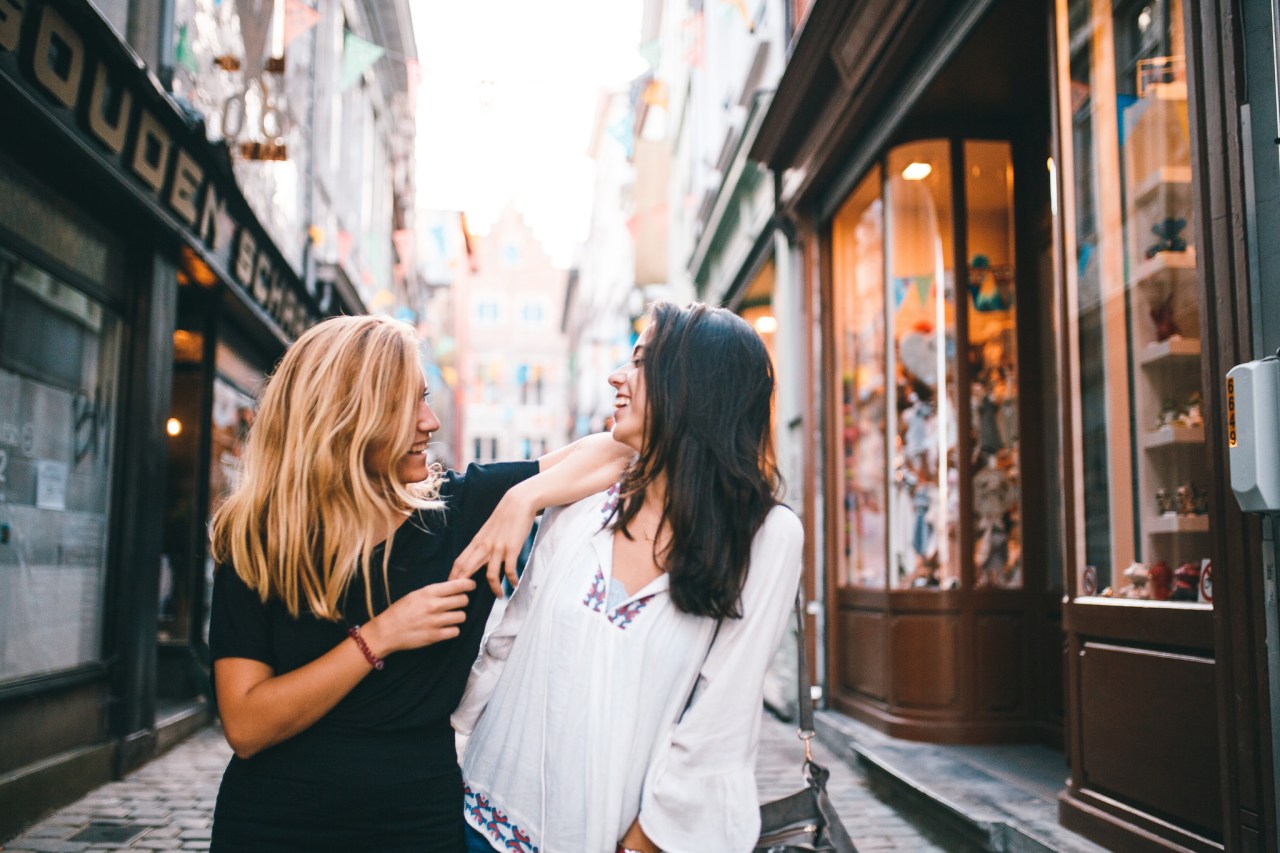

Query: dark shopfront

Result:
[0,0,349,836]
[753,0,1276,850]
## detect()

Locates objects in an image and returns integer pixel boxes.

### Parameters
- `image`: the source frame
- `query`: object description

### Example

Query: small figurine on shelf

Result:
[1172,562,1201,602]
[1145,217,1188,258]
[1175,391,1204,428]
[1150,292,1181,342]
[1176,484,1194,515]
[1192,482,1210,515]
[1121,562,1151,599]
[1156,488,1174,515]
[1149,559,1172,601]
[1155,398,1181,429]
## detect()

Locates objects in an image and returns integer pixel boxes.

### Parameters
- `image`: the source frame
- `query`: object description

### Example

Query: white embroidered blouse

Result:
[452,489,804,853]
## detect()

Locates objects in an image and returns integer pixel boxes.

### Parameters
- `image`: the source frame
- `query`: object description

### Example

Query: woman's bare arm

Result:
[215,577,474,758]
[451,432,633,593]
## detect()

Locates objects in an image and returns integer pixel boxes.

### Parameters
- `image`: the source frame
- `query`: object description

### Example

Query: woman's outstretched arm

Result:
[451,431,632,594]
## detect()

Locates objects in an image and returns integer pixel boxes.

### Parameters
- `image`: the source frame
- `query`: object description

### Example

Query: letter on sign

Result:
[0,0,26,52]
[87,63,133,154]
[132,110,172,193]
[169,149,204,226]
[33,6,85,108]
[234,229,257,285]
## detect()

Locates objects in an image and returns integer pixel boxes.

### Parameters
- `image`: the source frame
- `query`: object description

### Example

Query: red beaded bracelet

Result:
[347,625,385,670]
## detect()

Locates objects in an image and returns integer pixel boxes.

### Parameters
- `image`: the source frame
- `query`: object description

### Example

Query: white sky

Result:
[411,0,645,268]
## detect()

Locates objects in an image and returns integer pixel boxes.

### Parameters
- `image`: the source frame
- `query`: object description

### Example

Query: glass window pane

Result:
[886,140,959,590]
[0,254,121,682]
[832,167,887,588]
[965,141,1023,589]
[1061,0,1209,603]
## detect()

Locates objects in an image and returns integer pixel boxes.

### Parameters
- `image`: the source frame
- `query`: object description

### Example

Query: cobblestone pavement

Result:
[4,713,964,852]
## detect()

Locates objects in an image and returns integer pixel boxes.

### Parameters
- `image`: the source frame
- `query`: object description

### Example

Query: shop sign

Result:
[0,0,327,339]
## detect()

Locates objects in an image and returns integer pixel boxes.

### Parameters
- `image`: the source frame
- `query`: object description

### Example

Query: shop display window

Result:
[0,249,121,682]
[886,141,960,589]
[965,141,1022,589]
[1059,0,1210,604]
[832,139,1023,591]
[833,167,887,588]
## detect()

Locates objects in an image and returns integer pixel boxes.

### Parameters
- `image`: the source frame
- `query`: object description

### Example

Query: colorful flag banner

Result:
[723,0,754,30]
[607,109,634,158]
[283,0,320,48]
[392,228,415,270]
[341,31,385,91]
[175,24,199,74]
[405,58,421,113]
[913,274,932,306]
[682,13,705,67]
[641,79,668,108]
[639,38,661,70]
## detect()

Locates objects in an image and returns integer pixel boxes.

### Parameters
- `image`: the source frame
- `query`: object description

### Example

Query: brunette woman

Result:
[207,314,629,852]
[453,302,803,853]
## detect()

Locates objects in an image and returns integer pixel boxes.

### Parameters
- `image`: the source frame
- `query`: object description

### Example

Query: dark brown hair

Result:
[608,301,780,619]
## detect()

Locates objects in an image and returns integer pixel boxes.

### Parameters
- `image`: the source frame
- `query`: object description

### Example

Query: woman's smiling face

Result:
[608,330,650,453]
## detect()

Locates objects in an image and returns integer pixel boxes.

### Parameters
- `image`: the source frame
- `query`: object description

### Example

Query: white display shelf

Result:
[1148,514,1210,534]
[1133,166,1192,208]
[1139,337,1202,367]
[1141,424,1205,449]
[1130,249,1197,290]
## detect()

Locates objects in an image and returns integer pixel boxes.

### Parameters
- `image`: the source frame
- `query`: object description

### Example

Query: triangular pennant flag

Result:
[175,24,199,74]
[430,224,447,259]
[722,0,754,31]
[639,38,661,70]
[283,0,320,49]
[342,31,385,91]
[234,0,274,82]
[337,230,353,265]
[682,13,705,67]
[607,109,634,158]
[913,274,933,305]
[642,79,668,108]
[392,228,415,270]
[405,58,421,112]
[893,277,908,310]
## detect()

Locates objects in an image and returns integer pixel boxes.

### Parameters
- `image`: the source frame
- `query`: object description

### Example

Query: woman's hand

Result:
[363,577,476,655]
[449,488,537,595]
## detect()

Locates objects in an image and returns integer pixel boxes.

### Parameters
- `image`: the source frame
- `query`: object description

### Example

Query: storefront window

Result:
[833,167,887,588]
[965,141,1023,588]
[0,250,121,682]
[1059,0,1209,603]
[887,141,958,589]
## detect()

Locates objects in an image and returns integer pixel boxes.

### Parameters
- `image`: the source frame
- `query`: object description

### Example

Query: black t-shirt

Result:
[208,461,538,736]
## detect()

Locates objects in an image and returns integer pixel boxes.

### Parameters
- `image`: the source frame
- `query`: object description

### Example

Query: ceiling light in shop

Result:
[902,162,932,181]
[166,418,183,437]
[754,315,778,334]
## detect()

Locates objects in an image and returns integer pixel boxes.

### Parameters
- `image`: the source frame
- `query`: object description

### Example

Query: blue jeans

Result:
[464,822,498,852]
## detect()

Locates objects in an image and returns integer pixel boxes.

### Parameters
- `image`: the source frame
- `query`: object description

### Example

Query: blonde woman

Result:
[207,315,630,852]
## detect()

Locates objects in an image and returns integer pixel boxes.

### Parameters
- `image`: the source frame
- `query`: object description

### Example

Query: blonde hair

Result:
[210,314,442,621]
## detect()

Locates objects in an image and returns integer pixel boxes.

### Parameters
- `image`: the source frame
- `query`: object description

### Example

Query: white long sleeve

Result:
[638,508,803,852]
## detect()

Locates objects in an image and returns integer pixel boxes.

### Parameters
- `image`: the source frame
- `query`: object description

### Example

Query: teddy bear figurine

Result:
[1146,217,1188,258]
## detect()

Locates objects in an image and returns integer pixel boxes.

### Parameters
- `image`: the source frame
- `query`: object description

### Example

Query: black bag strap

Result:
[793,590,816,757]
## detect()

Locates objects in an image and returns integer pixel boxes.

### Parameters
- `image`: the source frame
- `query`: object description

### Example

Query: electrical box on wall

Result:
[1227,357,1280,513]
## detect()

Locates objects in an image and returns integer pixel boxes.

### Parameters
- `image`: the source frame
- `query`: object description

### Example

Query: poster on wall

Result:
[35,460,68,510]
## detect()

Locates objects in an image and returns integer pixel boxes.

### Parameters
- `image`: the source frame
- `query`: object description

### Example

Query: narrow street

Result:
[2,712,959,853]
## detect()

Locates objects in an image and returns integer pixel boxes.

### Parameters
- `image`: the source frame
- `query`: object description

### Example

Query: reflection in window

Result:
[965,142,1022,588]
[1062,0,1209,603]
[833,167,887,588]
[887,141,958,590]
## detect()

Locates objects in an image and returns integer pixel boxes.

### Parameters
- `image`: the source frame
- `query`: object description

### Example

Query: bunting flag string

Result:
[722,0,755,31]
[639,38,661,71]
[283,0,321,49]
[682,13,705,68]
[342,31,386,90]
[175,24,199,74]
